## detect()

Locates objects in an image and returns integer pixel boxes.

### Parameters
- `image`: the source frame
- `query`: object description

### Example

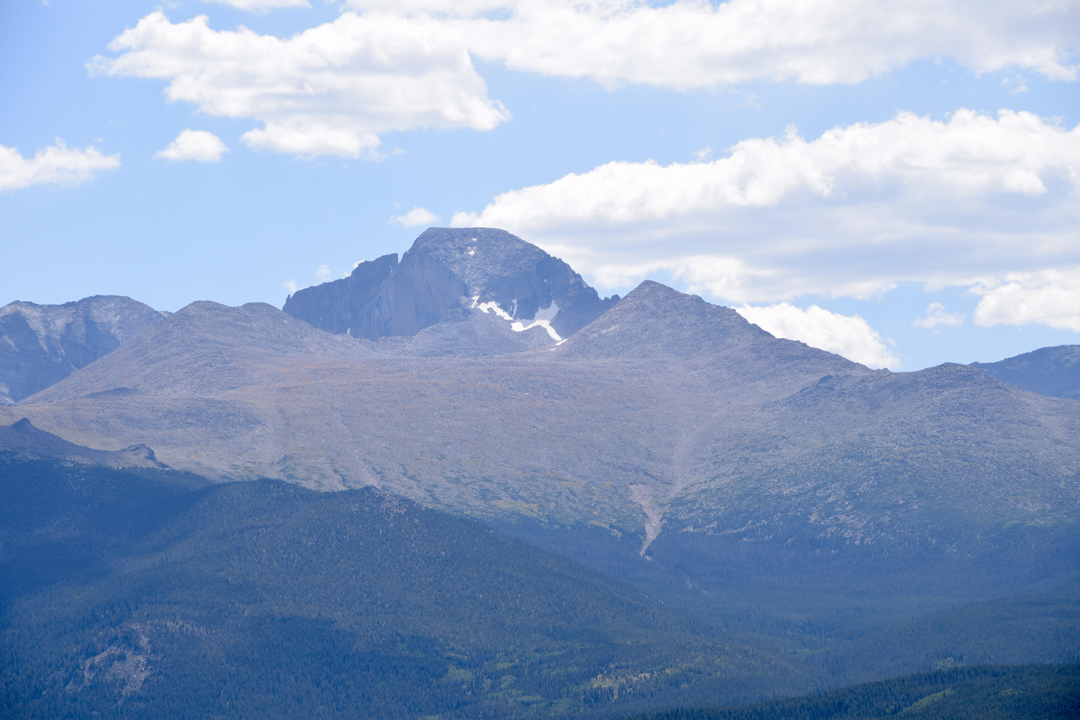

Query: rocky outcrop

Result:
[283,228,619,343]
[0,296,166,404]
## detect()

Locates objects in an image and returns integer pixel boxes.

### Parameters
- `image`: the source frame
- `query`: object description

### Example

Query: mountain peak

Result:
[410,227,550,293]
[557,280,765,360]
[284,227,619,345]
[0,295,166,404]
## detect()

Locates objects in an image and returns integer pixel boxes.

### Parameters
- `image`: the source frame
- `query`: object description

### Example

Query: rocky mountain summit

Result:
[973,345,1080,402]
[0,296,165,404]
[283,227,619,342]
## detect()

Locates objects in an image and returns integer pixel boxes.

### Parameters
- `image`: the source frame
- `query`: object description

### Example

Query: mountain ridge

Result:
[3,277,1077,564]
[0,295,166,404]
[973,344,1080,402]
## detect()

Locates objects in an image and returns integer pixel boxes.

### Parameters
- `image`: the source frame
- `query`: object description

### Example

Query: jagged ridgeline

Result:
[0,446,813,719]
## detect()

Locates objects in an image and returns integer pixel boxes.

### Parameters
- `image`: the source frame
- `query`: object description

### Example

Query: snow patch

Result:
[511,300,561,341]
[476,301,514,321]
[474,298,563,342]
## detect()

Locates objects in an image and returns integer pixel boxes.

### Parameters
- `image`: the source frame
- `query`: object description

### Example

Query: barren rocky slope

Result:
[0,295,165,404]
[4,281,1078,557]
[973,345,1080,402]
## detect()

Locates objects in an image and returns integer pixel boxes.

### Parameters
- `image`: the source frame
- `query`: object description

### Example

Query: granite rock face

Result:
[283,228,619,343]
[972,345,1080,402]
[0,296,166,404]
[280,254,398,336]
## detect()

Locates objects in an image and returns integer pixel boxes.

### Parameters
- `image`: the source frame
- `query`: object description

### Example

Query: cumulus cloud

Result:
[454,109,1080,309]
[973,268,1080,332]
[316,264,332,281]
[283,279,299,294]
[736,303,900,369]
[89,12,509,158]
[345,0,1080,88]
[913,303,965,329]
[392,207,440,228]
[0,139,120,192]
[154,129,229,162]
[91,2,1078,158]
[206,0,310,10]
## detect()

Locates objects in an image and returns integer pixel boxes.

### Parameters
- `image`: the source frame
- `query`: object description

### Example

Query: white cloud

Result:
[91,2,1078,159]
[392,207,440,227]
[0,139,119,192]
[316,264,332,281]
[283,279,299,294]
[736,303,900,369]
[973,268,1080,332]
[89,12,510,158]
[346,0,1080,88]
[205,0,310,11]
[913,302,965,329]
[454,109,1080,309]
[153,129,229,162]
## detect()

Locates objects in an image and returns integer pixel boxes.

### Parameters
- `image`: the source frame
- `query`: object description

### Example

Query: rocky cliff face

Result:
[0,296,166,404]
[280,254,399,336]
[283,228,619,343]
[973,345,1080,402]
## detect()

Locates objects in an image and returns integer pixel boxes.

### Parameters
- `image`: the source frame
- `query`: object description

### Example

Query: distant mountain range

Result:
[2,231,1078,554]
[1,227,1077,718]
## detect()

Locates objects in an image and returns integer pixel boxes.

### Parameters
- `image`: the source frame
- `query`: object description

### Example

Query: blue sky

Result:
[2,0,1078,370]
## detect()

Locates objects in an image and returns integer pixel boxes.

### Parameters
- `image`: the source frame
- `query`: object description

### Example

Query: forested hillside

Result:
[619,664,1080,720]
[0,458,814,719]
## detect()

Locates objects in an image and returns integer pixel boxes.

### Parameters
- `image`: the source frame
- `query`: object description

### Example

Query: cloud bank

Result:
[347,0,1080,88]
[454,109,1080,327]
[0,140,120,192]
[974,269,1080,332]
[154,129,230,162]
[92,2,1078,157]
[90,12,509,158]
